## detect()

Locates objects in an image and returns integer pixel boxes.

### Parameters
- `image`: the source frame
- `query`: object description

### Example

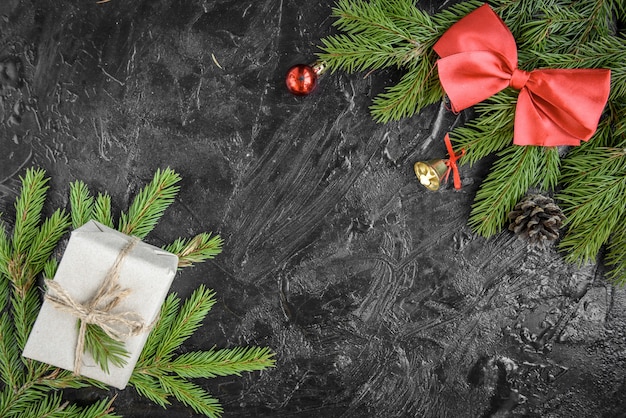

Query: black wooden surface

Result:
[0,0,625,417]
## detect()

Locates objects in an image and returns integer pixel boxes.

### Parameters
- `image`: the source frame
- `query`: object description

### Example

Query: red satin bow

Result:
[443,133,465,190]
[434,4,611,147]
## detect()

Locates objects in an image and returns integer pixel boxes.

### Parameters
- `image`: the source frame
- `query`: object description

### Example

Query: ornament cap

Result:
[311,61,327,76]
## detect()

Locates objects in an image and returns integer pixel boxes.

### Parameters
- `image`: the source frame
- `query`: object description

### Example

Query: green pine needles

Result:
[318,0,626,284]
[557,143,626,284]
[0,167,275,417]
[318,0,484,122]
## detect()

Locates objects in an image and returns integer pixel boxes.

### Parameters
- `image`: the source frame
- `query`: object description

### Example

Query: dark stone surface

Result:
[1,0,625,417]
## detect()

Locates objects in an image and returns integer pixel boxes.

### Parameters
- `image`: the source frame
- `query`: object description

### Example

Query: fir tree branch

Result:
[319,33,422,73]
[590,117,617,148]
[469,145,542,237]
[70,181,95,229]
[512,2,612,56]
[129,372,171,408]
[163,233,223,268]
[11,168,49,256]
[559,189,624,264]
[323,0,439,67]
[82,322,130,374]
[370,56,442,122]
[6,170,62,294]
[534,146,561,191]
[609,102,626,146]
[25,210,70,279]
[153,285,216,362]
[491,0,546,35]
[0,314,23,391]
[43,258,58,281]
[0,389,14,417]
[0,219,10,281]
[93,193,114,229]
[37,368,97,390]
[132,288,277,418]
[139,293,180,364]
[36,370,85,390]
[70,180,115,228]
[12,392,67,418]
[558,145,626,191]
[0,383,51,418]
[452,90,517,166]
[557,146,626,265]
[23,355,54,390]
[166,346,275,378]
[12,285,40,351]
[118,168,181,239]
[605,215,626,285]
[158,374,223,418]
[431,0,483,25]
[0,273,8,317]
[318,0,486,122]
[331,0,429,47]
[615,0,626,21]
[66,397,119,418]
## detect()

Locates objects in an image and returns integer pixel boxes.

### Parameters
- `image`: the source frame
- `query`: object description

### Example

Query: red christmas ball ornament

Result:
[285,62,326,96]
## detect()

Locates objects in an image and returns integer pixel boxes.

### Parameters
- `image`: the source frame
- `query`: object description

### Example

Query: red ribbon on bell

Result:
[433,4,611,147]
[442,134,464,190]
[413,134,465,191]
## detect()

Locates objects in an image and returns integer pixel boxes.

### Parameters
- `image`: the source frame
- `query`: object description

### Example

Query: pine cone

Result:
[508,194,565,246]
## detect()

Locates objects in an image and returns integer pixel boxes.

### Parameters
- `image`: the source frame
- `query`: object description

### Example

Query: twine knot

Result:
[45,237,149,375]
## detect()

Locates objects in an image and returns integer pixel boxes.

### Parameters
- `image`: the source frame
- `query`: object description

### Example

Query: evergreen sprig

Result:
[70,181,94,229]
[557,145,626,262]
[163,233,223,268]
[318,0,626,283]
[318,0,483,122]
[152,285,217,363]
[118,168,181,239]
[11,169,51,257]
[321,0,434,73]
[452,90,517,166]
[131,286,275,418]
[70,181,116,229]
[0,167,275,417]
[83,324,130,375]
[605,219,626,285]
[468,145,542,237]
[166,346,276,378]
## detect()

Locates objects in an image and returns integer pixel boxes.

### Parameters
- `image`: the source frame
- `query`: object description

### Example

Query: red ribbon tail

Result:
[443,134,465,190]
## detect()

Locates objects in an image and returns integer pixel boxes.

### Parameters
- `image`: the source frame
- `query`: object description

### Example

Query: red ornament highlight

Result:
[285,62,325,96]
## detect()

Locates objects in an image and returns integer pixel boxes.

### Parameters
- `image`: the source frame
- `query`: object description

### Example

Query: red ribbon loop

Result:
[433,4,611,147]
[443,134,465,190]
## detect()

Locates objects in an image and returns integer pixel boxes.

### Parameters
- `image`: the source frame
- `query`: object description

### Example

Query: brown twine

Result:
[45,236,150,375]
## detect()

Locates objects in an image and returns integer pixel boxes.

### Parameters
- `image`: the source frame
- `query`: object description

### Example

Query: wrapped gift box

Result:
[23,220,179,389]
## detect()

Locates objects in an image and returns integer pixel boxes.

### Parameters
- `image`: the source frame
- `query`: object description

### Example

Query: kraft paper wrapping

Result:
[22,220,179,389]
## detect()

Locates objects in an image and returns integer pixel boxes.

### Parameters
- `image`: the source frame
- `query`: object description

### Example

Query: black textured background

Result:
[0,0,625,417]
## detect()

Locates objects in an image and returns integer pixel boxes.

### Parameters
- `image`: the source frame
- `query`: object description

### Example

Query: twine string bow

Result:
[45,237,149,375]
[433,4,611,147]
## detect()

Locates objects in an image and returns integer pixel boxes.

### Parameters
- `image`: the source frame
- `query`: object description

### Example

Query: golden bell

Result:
[413,159,449,191]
